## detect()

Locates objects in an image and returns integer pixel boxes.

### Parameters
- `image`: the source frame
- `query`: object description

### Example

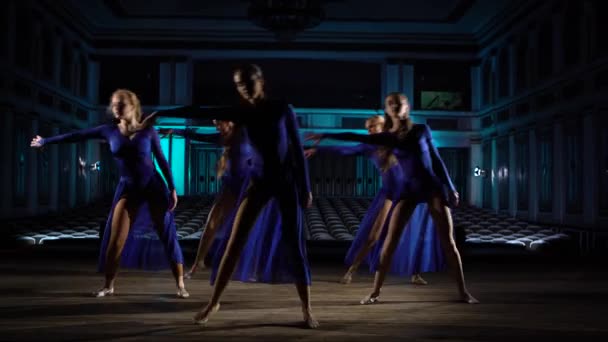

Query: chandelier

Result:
[247,0,325,41]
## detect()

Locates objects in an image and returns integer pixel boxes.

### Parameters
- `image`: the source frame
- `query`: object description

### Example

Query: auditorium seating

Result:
[6,195,572,252]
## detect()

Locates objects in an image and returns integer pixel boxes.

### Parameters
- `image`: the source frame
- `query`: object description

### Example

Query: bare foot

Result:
[410,274,428,285]
[339,272,353,284]
[360,291,380,305]
[461,292,479,304]
[302,308,319,329]
[193,303,221,325]
[93,287,114,297]
[177,287,190,299]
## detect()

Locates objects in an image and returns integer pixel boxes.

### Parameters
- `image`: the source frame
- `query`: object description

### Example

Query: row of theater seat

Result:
[7,195,572,252]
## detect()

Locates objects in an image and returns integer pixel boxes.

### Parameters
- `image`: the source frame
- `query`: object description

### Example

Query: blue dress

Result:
[323,124,456,205]
[162,102,311,285]
[40,124,184,271]
[314,144,445,276]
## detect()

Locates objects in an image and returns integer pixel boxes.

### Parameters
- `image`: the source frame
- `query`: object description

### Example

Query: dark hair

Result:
[233,64,263,79]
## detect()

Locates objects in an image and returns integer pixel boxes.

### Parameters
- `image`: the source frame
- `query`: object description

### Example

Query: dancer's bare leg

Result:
[341,200,392,284]
[188,191,237,278]
[148,197,188,298]
[97,197,136,297]
[427,195,478,304]
[361,200,417,304]
[194,184,269,325]
[278,189,318,328]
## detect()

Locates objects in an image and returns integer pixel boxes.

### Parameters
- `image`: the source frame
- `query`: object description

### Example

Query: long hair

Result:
[107,89,143,123]
[364,115,395,171]
[216,121,236,178]
[383,92,414,138]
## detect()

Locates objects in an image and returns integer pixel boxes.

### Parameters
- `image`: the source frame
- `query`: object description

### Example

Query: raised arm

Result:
[285,105,311,199]
[154,105,245,123]
[37,125,107,146]
[314,144,373,157]
[321,132,400,148]
[424,125,456,192]
[150,129,176,192]
[169,129,222,144]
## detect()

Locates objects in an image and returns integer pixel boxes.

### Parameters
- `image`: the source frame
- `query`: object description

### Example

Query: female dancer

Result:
[307,92,478,304]
[160,120,244,278]
[150,64,318,328]
[31,89,189,298]
[305,115,441,286]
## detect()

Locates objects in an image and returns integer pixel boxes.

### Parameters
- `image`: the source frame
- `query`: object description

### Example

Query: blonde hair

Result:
[108,89,143,122]
[365,115,385,129]
[384,92,413,137]
[216,123,236,178]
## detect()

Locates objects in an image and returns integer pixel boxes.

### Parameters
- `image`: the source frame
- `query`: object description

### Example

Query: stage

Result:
[0,246,606,341]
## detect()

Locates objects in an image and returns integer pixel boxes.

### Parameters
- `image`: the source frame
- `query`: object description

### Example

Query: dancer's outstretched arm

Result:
[307,132,400,148]
[311,143,373,157]
[152,105,244,123]
[168,129,222,144]
[32,125,107,147]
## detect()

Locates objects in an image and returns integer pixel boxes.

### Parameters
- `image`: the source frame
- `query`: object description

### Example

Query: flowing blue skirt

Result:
[97,173,184,272]
[209,175,311,285]
[345,189,445,277]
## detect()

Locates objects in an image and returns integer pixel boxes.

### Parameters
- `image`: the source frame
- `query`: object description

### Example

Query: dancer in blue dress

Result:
[159,120,250,279]
[307,92,477,304]
[150,64,318,328]
[305,115,443,285]
[162,122,290,285]
[30,89,189,298]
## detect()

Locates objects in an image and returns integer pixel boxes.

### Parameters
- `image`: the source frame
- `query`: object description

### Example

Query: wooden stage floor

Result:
[0,247,607,341]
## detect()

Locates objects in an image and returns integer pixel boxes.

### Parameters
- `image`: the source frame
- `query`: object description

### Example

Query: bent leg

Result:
[342,200,393,284]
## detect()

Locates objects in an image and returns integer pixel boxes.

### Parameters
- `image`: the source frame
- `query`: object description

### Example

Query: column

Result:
[52,33,63,86]
[0,107,14,216]
[507,42,516,97]
[491,137,498,212]
[468,136,483,207]
[68,143,77,208]
[5,0,16,66]
[72,49,81,96]
[381,62,400,106]
[582,112,597,225]
[552,12,564,73]
[175,58,192,105]
[49,125,59,211]
[528,128,538,221]
[508,131,517,216]
[553,121,564,223]
[87,58,100,105]
[159,61,173,105]
[470,65,482,111]
[401,64,415,109]
[27,117,39,214]
[527,28,539,87]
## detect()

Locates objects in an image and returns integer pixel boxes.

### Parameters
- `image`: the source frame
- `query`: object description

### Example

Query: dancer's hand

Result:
[304,133,324,146]
[169,189,178,211]
[139,111,159,128]
[304,148,316,159]
[30,135,44,148]
[449,191,459,207]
